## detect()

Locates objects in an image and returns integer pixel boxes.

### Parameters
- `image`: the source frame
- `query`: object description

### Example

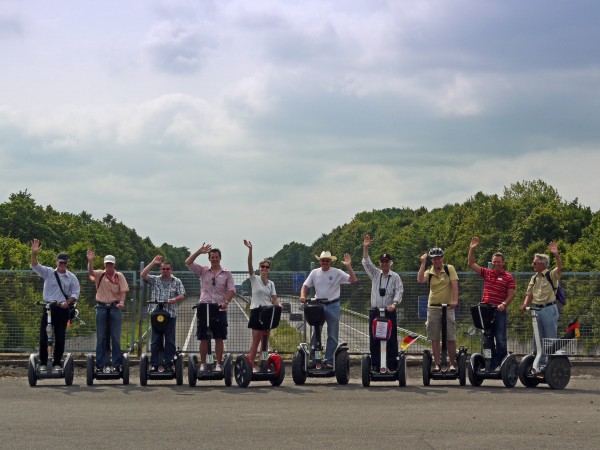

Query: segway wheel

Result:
[518,354,540,388]
[122,353,130,386]
[27,355,38,387]
[139,354,149,386]
[468,354,484,387]
[457,352,466,386]
[398,353,407,387]
[64,355,74,386]
[291,351,307,385]
[361,354,371,387]
[500,354,518,388]
[268,355,285,387]
[86,354,95,386]
[175,355,184,386]
[188,355,198,387]
[335,350,350,385]
[545,357,571,390]
[223,357,232,387]
[234,355,252,388]
[422,351,432,386]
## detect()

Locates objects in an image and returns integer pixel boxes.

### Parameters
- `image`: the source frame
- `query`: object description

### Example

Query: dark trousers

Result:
[369,309,398,371]
[39,305,69,365]
[151,317,177,366]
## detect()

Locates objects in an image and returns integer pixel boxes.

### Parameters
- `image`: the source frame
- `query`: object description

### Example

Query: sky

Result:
[1,0,599,270]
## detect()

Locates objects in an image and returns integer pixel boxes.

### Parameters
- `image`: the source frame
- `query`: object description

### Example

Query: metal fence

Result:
[1,269,598,356]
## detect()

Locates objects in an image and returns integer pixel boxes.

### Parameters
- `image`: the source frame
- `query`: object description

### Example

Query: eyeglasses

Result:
[259,265,270,269]
[212,278,216,286]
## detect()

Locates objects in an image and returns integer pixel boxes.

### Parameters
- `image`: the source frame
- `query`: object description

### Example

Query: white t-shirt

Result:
[249,274,277,309]
[303,267,350,300]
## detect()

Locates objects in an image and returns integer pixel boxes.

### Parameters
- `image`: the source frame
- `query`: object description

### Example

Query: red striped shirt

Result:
[479,268,516,305]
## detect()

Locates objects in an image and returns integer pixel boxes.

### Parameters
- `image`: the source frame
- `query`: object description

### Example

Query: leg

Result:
[39,310,48,366]
[199,340,208,364]
[431,340,441,366]
[493,310,508,367]
[387,311,399,371]
[537,305,559,365]
[447,341,457,365]
[150,329,160,366]
[110,308,123,367]
[324,302,340,363]
[164,317,177,364]
[368,309,380,369]
[52,308,69,364]
[215,339,224,363]
[95,307,107,368]
[248,329,262,366]
[446,309,457,365]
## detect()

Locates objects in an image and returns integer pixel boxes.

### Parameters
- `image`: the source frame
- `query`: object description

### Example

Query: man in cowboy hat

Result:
[300,250,357,369]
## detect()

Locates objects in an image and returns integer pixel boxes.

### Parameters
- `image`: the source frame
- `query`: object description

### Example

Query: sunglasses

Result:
[160,268,172,271]
[259,265,270,269]
[212,277,216,286]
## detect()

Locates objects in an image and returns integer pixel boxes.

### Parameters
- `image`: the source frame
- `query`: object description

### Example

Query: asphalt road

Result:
[1,366,598,450]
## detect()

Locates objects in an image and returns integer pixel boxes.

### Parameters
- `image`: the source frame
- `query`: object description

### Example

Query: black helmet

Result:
[428,247,444,258]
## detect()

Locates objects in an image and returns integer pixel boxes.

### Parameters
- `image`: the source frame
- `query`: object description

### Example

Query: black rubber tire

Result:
[86,354,95,386]
[422,351,431,386]
[234,355,252,388]
[223,357,232,387]
[175,355,184,386]
[501,354,518,388]
[291,351,307,385]
[545,357,571,390]
[188,355,197,387]
[458,352,467,386]
[518,354,541,388]
[468,354,484,387]
[122,353,130,385]
[335,350,350,385]
[398,353,407,387]
[139,354,148,386]
[361,354,371,387]
[269,357,285,387]
[27,355,38,387]
[64,355,74,386]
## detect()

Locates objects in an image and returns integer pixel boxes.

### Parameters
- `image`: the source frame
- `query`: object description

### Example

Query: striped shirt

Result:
[479,267,516,306]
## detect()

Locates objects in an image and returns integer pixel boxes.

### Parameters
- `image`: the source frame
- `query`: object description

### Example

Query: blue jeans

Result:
[534,304,558,365]
[310,302,340,364]
[151,317,177,366]
[483,310,507,368]
[369,309,398,371]
[96,306,122,368]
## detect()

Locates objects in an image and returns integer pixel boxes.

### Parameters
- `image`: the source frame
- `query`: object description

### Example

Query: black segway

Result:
[422,303,467,386]
[517,308,578,390]
[291,298,350,385]
[139,301,183,386]
[234,305,285,388]
[28,301,75,387]
[86,302,130,386]
[361,308,407,387]
[467,303,517,388]
[188,303,232,387]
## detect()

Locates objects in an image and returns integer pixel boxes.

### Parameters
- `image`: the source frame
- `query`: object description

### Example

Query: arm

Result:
[467,237,482,273]
[362,235,372,260]
[87,249,95,276]
[549,241,563,277]
[450,279,459,308]
[342,253,357,283]
[168,292,186,304]
[31,239,41,267]
[300,284,309,303]
[519,293,533,312]
[244,240,254,276]
[417,253,428,283]
[141,255,163,281]
[271,295,280,307]
[185,243,212,266]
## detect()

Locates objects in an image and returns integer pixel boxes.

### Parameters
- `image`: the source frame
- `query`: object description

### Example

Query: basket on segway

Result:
[234,305,285,387]
[291,298,350,385]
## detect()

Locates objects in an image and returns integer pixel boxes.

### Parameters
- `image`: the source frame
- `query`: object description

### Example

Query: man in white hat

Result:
[300,250,357,368]
[87,249,130,372]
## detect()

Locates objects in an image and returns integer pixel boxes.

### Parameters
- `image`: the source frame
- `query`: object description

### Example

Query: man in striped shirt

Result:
[468,237,516,371]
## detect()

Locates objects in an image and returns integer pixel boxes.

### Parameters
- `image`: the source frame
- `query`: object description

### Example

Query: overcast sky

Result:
[1,0,599,269]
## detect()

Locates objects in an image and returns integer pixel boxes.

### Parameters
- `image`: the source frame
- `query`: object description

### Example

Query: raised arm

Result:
[467,237,482,273]
[417,253,428,283]
[87,249,95,276]
[363,235,372,260]
[31,239,41,267]
[185,242,212,266]
[141,255,163,281]
[549,241,563,276]
[244,240,254,276]
[342,253,357,283]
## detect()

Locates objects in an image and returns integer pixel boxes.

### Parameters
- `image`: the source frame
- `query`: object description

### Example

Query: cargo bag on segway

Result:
[196,302,220,326]
[151,307,171,334]
[259,305,282,329]
[304,301,326,327]
[470,303,496,330]
[372,316,393,341]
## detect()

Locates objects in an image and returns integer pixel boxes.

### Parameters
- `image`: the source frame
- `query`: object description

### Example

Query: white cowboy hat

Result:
[315,251,337,262]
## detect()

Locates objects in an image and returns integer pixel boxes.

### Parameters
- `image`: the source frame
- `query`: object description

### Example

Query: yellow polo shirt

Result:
[427,264,458,306]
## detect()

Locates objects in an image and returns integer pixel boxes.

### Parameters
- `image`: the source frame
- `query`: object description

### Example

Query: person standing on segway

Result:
[141,256,186,372]
[300,251,357,369]
[30,239,80,372]
[519,242,563,367]
[417,248,459,373]
[467,237,516,372]
[362,235,403,372]
[186,244,236,372]
[87,250,129,373]
[243,240,281,371]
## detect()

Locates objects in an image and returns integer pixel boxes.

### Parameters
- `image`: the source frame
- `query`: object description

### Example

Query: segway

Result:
[422,303,467,386]
[234,305,285,388]
[139,301,183,386]
[291,298,350,385]
[467,303,517,388]
[86,302,130,386]
[361,308,407,387]
[517,307,577,390]
[28,301,75,387]
[188,303,232,387]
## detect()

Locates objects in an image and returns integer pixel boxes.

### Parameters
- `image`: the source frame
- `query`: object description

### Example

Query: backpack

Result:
[428,264,450,283]
[532,271,566,309]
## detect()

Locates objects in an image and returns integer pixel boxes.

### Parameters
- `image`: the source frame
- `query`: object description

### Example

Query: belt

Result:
[317,298,339,305]
[534,301,556,308]
[96,301,118,307]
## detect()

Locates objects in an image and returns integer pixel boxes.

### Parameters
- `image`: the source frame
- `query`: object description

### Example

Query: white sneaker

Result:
[199,364,206,372]
[215,363,222,372]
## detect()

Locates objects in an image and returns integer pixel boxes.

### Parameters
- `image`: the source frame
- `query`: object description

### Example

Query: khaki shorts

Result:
[426,307,456,341]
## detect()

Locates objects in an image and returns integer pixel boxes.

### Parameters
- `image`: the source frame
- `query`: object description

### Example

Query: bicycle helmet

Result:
[428,247,444,258]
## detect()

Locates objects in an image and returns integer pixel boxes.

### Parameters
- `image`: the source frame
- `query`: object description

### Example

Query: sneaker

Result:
[39,366,47,373]
[53,365,62,372]
[323,362,333,370]
[199,364,206,372]
[252,367,258,373]
[449,364,457,373]
[432,364,441,373]
[150,366,158,372]
[494,365,502,373]
[215,363,222,372]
